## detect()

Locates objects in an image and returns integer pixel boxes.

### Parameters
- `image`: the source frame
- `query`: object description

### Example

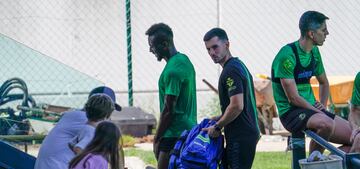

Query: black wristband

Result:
[214,124,222,131]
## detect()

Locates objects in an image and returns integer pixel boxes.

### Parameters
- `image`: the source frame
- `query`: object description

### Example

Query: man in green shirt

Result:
[145,23,197,169]
[349,72,360,152]
[271,11,352,154]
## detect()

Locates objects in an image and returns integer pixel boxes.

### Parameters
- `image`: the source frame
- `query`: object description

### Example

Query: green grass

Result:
[124,149,293,168]
[252,152,292,169]
[122,135,137,147]
[124,148,157,166]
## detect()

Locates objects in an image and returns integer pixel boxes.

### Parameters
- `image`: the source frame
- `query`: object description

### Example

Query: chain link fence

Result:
[0,0,359,120]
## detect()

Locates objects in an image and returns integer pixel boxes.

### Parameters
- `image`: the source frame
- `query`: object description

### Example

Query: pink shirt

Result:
[71,153,108,169]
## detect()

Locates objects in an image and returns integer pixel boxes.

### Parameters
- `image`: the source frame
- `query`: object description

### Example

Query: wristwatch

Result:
[214,124,222,131]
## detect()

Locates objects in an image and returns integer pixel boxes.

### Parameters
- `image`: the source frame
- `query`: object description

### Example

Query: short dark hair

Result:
[85,94,114,121]
[299,11,329,37]
[203,28,229,41]
[145,23,173,44]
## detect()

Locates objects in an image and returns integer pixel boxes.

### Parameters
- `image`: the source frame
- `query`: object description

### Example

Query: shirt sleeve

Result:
[68,135,78,149]
[74,126,95,150]
[351,72,360,106]
[223,67,244,97]
[163,70,183,96]
[273,46,295,79]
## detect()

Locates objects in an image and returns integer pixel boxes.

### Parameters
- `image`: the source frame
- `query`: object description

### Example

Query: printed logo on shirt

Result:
[283,59,294,71]
[298,71,313,79]
[226,77,234,87]
[298,113,306,121]
[226,77,236,92]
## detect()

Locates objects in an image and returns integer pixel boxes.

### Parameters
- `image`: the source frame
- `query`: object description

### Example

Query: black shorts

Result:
[158,137,178,152]
[280,107,336,134]
[223,136,258,169]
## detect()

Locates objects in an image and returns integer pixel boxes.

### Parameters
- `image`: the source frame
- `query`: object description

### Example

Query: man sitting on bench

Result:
[271,10,352,154]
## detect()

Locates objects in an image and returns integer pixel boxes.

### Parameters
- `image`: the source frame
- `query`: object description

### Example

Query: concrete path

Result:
[134,135,292,152]
[125,156,146,169]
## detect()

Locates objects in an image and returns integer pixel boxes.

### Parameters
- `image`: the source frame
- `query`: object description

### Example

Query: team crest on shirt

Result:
[226,77,236,92]
[298,113,306,120]
[283,59,293,70]
[226,77,234,87]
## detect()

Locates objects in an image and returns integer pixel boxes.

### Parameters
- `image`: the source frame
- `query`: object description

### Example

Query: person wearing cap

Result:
[146,23,197,169]
[87,86,122,112]
[35,86,121,169]
[68,94,115,154]
[349,72,360,152]
[271,11,352,154]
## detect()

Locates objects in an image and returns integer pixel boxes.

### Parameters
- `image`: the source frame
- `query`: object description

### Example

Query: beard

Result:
[156,54,163,61]
[212,55,226,64]
[156,50,170,61]
[314,40,324,46]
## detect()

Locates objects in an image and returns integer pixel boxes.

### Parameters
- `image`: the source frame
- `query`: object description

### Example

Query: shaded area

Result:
[0,34,103,108]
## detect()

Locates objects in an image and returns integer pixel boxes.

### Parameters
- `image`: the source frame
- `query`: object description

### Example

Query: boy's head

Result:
[88,86,121,111]
[85,94,115,122]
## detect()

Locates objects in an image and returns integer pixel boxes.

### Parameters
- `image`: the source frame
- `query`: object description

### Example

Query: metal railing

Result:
[304,130,360,169]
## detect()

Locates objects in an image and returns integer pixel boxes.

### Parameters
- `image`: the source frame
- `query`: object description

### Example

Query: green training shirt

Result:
[158,52,197,138]
[272,41,325,116]
[351,72,360,106]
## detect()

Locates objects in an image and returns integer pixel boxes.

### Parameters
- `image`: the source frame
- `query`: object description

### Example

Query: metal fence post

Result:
[125,0,133,106]
[291,132,306,169]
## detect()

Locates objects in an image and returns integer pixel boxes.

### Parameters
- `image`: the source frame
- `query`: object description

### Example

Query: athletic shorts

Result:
[280,107,336,134]
[158,137,178,152]
[223,136,258,169]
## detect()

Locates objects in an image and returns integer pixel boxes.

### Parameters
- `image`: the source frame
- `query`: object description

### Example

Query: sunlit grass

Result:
[124,148,293,169]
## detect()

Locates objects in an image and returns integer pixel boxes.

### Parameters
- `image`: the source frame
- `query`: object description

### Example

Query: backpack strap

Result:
[169,130,189,169]
[170,131,188,155]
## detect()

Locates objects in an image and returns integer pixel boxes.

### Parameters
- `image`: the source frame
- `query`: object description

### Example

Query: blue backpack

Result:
[169,119,224,169]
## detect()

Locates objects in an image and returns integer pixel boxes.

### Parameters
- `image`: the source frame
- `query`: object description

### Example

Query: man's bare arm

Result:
[316,73,330,106]
[216,93,244,128]
[154,95,177,141]
[349,105,360,130]
[280,78,323,114]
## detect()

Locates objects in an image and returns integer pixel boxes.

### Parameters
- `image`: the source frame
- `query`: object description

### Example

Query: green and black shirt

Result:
[218,57,260,141]
[351,72,360,106]
[271,41,325,117]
